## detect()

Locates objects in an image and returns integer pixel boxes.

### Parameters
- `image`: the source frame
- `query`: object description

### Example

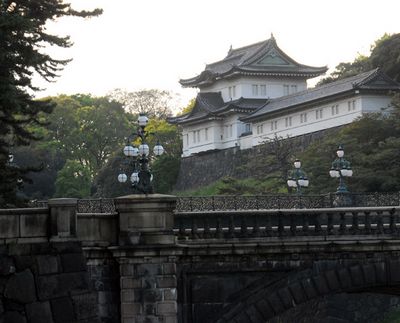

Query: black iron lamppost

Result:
[287,159,309,194]
[329,145,353,206]
[329,145,353,193]
[117,114,164,194]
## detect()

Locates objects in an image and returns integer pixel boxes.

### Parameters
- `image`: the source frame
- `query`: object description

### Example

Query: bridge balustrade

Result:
[174,206,400,241]
[176,192,400,211]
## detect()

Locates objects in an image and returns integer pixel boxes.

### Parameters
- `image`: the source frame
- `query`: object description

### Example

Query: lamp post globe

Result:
[287,159,309,194]
[118,114,164,194]
[329,145,353,193]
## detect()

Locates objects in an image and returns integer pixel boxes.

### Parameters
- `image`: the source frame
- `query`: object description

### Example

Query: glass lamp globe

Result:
[329,169,340,178]
[287,178,297,187]
[123,145,135,157]
[118,173,127,183]
[336,147,344,158]
[138,144,150,156]
[299,177,309,187]
[294,159,301,169]
[131,147,139,157]
[8,154,14,163]
[130,172,139,183]
[153,144,164,156]
[138,114,149,127]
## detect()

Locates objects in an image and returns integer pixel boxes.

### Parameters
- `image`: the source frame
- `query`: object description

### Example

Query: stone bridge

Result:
[1,194,400,323]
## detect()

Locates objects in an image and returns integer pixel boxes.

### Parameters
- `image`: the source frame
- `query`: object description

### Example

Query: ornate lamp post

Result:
[287,159,309,194]
[329,145,353,193]
[117,114,164,194]
[329,145,353,207]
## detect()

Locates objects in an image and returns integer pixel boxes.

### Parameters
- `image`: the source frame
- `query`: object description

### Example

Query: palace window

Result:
[270,120,278,131]
[300,113,308,123]
[285,116,292,127]
[228,86,236,99]
[229,125,233,137]
[252,84,258,96]
[185,134,189,146]
[260,85,267,96]
[256,124,264,134]
[205,128,209,141]
[283,85,290,96]
[291,85,297,94]
[331,104,339,115]
[245,123,251,133]
[316,108,323,119]
[348,100,356,111]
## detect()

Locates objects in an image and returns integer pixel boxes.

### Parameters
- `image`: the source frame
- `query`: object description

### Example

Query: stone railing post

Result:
[115,194,176,246]
[113,194,178,323]
[48,198,78,241]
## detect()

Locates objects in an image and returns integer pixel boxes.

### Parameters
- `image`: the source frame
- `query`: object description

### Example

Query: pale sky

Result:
[35,0,400,112]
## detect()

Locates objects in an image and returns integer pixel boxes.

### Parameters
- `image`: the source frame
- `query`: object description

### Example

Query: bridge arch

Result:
[215,259,400,323]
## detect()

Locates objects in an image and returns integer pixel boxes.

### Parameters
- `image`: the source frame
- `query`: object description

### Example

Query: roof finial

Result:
[228,44,233,55]
[270,33,275,40]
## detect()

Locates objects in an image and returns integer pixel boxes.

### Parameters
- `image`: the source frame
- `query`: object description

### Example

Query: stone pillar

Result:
[115,194,176,246]
[48,198,78,241]
[113,194,178,323]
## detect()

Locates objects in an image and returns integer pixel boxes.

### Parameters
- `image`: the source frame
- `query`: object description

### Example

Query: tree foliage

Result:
[93,117,182,196]
[108,89,174,119]
[299,105,400,193]
[0,1,101,206]
[318,33,400,85]
[54,160,91,198]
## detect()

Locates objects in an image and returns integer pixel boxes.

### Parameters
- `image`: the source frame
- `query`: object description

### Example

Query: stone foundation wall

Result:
[0,241,98,323]
[174,127,342,192]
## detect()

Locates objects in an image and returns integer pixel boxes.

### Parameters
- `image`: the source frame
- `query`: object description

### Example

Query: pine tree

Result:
[0,1,102,206]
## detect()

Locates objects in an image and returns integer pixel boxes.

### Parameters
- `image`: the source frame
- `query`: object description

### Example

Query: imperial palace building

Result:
[169,35,400,157]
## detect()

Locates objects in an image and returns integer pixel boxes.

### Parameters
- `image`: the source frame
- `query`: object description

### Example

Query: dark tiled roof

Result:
[180,35,327,88]
[168,93,267,125]
[242,69,400,121]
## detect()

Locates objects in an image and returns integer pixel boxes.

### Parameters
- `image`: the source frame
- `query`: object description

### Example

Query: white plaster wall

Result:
[181,93,393,157]
[181,120,224,156]
[249,96,366,146]
[360,96,392,113]
[201,76,307,102]
[239,134,253,150]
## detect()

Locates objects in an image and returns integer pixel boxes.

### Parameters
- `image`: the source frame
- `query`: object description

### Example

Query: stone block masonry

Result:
[175,127,342,191]
[0,241,98,323]
[113,194,178,323]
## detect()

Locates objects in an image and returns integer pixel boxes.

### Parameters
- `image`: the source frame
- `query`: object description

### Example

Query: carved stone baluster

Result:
[216,216,223,239]
[290,213,296,236]
[240,215,247,237]
[178,217,185,239]
[203,216,210,239]
[376,211,384,234]
[327,212,333,235]
[191,216,199,240]
[265,213,272,237]
[389,208,397,234]
[302,213,309,235]
[315,213,321,235]
[364,211,371,234]
[339,212,346,235]
[278,212,284,237]
[228,214,235,238]
[253,214,260,237]
[351,211,359,234]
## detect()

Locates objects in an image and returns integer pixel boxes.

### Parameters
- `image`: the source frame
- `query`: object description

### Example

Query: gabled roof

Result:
[242,68,400,122]
[168,93,267,125]
[180,35,327,88]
